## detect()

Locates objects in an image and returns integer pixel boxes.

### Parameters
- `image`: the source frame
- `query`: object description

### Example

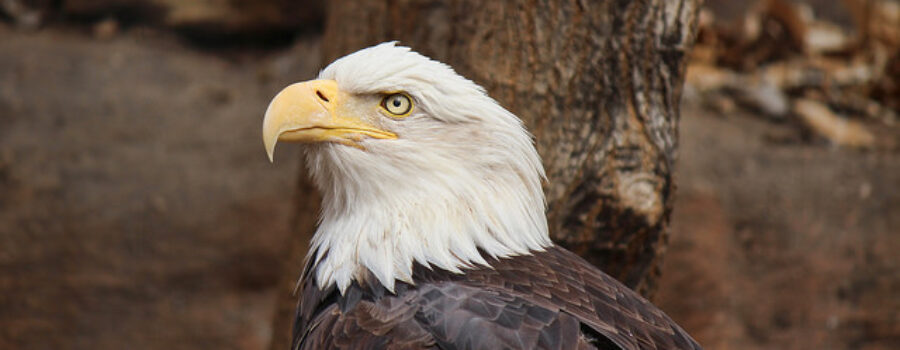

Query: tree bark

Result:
[270,0,700,348]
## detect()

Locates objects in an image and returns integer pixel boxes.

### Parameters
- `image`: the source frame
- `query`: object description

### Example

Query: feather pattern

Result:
[293,246,701,350]
[305,42,550,293]
[287,43,700,349]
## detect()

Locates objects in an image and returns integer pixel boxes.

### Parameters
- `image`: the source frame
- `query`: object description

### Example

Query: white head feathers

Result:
[305,42,551,293]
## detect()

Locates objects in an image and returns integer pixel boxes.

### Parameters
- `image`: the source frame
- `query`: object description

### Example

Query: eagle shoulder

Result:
[458,246,702,350]
[293,246,701,350]
[294,279,599,350]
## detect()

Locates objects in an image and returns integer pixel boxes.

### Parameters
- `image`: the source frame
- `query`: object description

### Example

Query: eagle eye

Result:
[381,93,413,117]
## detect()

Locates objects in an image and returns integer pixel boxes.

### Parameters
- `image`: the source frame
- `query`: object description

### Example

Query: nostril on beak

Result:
[316,90,330,103]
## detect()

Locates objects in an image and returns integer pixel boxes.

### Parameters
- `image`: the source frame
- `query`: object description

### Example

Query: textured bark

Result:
[271,0,700,348]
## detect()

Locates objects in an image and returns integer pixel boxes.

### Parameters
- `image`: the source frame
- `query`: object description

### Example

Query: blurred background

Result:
[0,0,896,349]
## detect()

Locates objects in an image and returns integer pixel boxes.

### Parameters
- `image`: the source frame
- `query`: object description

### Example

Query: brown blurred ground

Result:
[657,107,899,349]
[0,1,897,350]
[0,25,320,349]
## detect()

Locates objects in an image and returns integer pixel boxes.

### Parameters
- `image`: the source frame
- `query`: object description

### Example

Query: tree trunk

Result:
[270,0,700,348]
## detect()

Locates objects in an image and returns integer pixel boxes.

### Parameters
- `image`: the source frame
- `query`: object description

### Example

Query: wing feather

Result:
[293,245,701,350]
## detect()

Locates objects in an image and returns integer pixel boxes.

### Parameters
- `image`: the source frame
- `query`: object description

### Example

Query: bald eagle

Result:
[263,42,701,350]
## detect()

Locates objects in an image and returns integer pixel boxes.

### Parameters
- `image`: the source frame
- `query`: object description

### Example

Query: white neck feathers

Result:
[305,139,551,294]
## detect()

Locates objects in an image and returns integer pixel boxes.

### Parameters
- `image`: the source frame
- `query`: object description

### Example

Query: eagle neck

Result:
[304,144,552,294]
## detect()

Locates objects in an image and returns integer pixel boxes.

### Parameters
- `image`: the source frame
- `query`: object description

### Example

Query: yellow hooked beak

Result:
[262,79,397,161]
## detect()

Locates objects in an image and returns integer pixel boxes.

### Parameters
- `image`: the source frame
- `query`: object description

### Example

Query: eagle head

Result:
[263,42,551,293]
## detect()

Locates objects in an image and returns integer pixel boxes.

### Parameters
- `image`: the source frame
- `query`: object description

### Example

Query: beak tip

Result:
[263,127,276,163]
[264,139,276,163]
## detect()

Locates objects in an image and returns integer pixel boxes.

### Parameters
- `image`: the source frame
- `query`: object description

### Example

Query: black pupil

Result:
[392,98,402,107]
